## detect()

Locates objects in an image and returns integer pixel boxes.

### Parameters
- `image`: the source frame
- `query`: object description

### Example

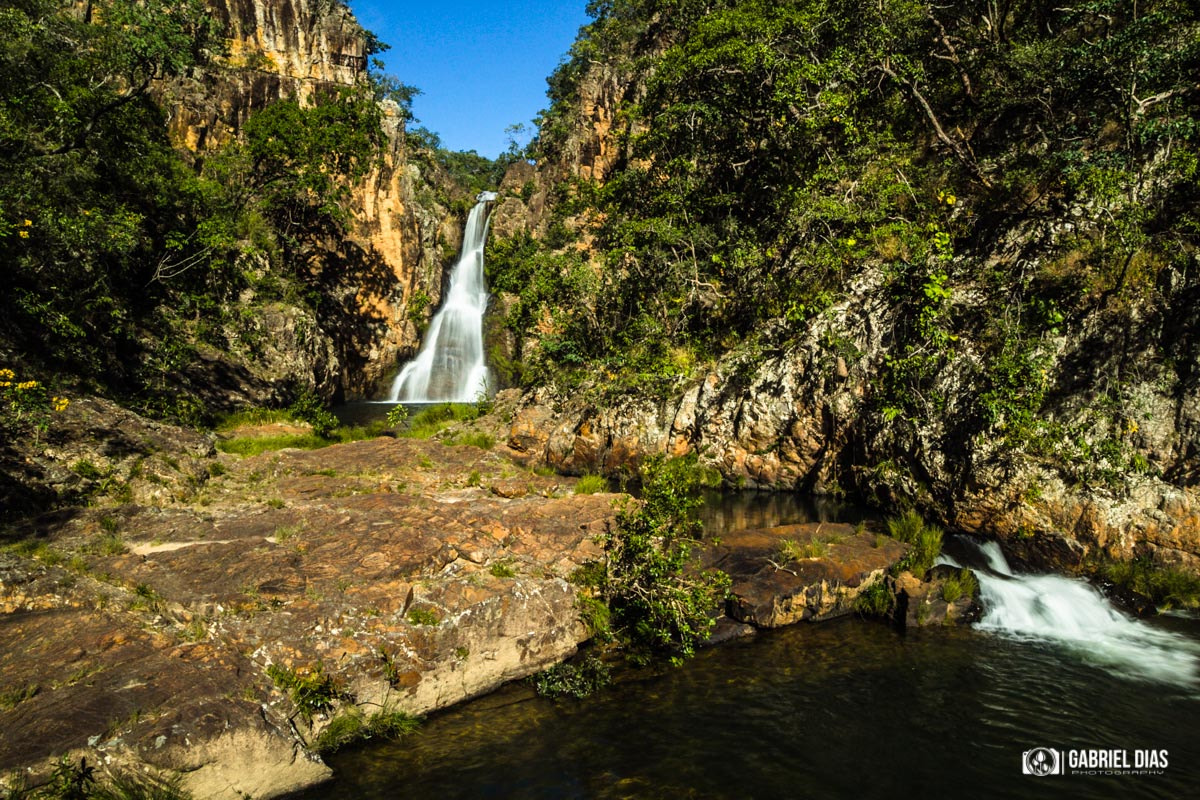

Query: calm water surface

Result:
[293,494,1200,799]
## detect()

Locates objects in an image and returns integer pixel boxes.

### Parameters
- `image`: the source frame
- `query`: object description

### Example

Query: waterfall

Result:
[389,192,497,402]
[944,539,1200,685]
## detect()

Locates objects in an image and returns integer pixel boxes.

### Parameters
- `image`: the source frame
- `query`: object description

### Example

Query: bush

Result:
[580,455,731,665]
[531,652,611,698]
[287,391,339,438]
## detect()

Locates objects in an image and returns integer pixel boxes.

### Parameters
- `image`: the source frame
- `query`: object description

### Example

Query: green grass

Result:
[940,568,978,603]
[886,510,944,577]
[778,529,845,561]
[779,538,828,560]
[314,708,420,755]
[398,403,486,439]
[1097,558,1200,610]
[216,421,387,457]
[217,433,330,455]
[855,580,895,617]
[216,407,298,431]
[574,474,609,494]
[447,431,494,449]
[0,683,39,710]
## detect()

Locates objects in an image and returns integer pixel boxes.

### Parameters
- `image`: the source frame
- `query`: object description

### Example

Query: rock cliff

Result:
[491,4,1200,578]
[163,0,460,400]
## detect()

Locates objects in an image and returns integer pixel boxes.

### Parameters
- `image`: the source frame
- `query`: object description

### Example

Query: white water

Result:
[945,540,1200,685]
[389,192,497,402]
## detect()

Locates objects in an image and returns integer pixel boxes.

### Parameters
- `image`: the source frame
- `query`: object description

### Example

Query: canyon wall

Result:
[163,0,459,400]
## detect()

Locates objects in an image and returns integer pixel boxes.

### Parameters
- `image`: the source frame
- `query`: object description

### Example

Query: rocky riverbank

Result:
[0,400,968,798]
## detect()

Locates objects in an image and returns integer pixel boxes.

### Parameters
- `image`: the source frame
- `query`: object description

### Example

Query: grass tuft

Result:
[886,510,943,577]
[940,568,978,603]
[574,474,609,495]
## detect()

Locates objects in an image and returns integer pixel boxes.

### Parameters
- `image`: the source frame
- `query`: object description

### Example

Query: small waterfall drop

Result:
[389,192,497,402]
[944,539,1200,685]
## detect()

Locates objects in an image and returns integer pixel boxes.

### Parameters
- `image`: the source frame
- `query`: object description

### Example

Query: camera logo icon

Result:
[1023,748,1063,776]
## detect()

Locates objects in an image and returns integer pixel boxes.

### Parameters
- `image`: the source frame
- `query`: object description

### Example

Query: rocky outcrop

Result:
[158,0,461,400]
[0,435,615,798]
[891,566,982,628]
[504,261,1200,576]
[707,523,907,626]
[0,397,216,519]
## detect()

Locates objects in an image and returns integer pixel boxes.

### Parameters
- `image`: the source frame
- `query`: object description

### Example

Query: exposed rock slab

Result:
[0,436,616,798]
[707,523,908,626]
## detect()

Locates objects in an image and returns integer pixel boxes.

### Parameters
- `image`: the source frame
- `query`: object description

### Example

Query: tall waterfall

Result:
[944,539,1200,685]
[389,192,496,402]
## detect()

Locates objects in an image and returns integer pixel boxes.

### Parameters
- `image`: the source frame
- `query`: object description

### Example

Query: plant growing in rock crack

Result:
[577,455,730,666]
[489,561,516,579]
[266,662,348,723]
[406,607,440,626]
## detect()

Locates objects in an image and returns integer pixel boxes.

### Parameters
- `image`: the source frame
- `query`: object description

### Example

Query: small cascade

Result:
[389,192,497,402]
[944,539,1200,685]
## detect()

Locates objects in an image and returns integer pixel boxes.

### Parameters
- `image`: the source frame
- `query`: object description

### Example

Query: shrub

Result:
[287,391,339,438]
[580,455,731,665]
[531,652,611,698]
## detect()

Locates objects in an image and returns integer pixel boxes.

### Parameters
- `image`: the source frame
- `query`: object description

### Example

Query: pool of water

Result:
[296,616,1200,799]
[289,493,1200,799]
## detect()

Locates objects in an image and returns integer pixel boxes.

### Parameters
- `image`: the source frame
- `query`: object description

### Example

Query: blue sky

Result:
[347,1,592,158]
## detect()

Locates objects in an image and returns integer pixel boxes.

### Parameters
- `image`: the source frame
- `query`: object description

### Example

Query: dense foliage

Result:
[0,0,403,424]
[578,455,731,664]
[497,0,1200,433]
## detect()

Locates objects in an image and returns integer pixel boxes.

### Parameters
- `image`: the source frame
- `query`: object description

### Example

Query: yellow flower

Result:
[945,194,957,205]
[846,237,857,246]
[18,230,29,238]
[52,396,70,412]
[16,380,39,390]
[0,369,13,380]
[22,219,31,226]
[0,381,11,388]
